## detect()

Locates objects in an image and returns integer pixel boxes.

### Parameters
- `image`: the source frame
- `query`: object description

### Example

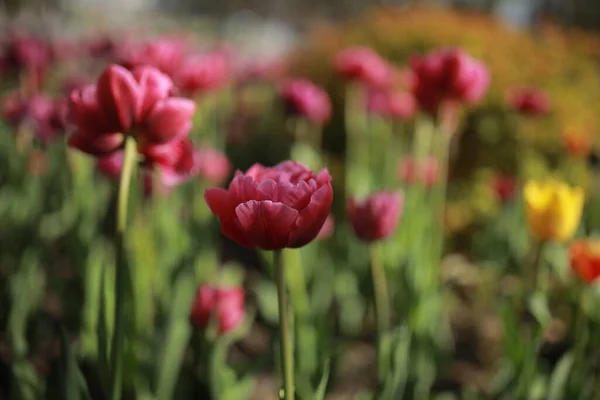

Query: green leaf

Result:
[253,280,280,325]
[314,358,331,400]
[155,272,196,400]
[222,376,256,400]
[547,352,574,400]
[528,292,552,328]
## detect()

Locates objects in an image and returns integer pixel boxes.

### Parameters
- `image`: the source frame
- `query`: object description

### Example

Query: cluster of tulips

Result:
[1,21,600,400]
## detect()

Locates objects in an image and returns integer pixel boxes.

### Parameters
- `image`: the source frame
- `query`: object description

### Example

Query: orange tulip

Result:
[569,239,600,284]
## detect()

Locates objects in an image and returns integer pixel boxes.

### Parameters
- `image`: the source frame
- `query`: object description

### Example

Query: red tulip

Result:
[569,240,600,284]
[196,147,232,183]
[205,161,334,250]
[68,64,195,156]
[316,214,335,240]
[1,30,50,74]
[117,37,188,78]
[280,79,332,125]
[410,48,489,115]
[493,173,517,203]
[348,192,403,242]
[175,51,231,95]
[334,46,393,88]
[190,285,245,335]
[86,36,118,59]
[367,90,417,120]
[562,130,592,158]
[507,86,551,117]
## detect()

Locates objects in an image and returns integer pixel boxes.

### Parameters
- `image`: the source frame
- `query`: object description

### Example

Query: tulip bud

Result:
[347,192,403,242]
[190,285,245,335]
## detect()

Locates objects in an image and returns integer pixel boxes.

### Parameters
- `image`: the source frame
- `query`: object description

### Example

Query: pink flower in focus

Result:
[335,46,393,88]
[204,161,334,250]
[494,173,517,203]
[316,214,335,240]
[68,64,195,157]
[348,192,403,242]
[280,79,332,125]
[367,90,417,120]
[197,147,231,183]
[190,285,245,335]
[409,48,490,115]
[175,51,231,96]
[507,86,551,117]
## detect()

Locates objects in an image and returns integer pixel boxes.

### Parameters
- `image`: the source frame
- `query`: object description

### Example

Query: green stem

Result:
[345,84,370,198]
[431,130,451,268]
[110,137,137,400]
[527,239,546,294]
[369,244,390,383]
[274,250,294,400]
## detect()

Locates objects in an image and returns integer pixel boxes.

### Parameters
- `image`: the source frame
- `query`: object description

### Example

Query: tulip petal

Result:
[277,180,314,210]
[235,200,299,250]
[204,188,254,248]
[68,130,124,156]
[97,65,140,132]
[289,183,333,248]
[143,98,195,144]
[133,66,174,119]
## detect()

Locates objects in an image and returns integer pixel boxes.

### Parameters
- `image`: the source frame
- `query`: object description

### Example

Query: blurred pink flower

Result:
[316,214,335,240]
[1,91,66,144]
[348,192,403,242]
[190,285,245,335]
[409,48,490,115]
[507,86,551,117]
[280,78,332,125]
[334,46,393,88]
[398,156,439,187]
[197,147,231,183]
[174,51,231,95]
[117,37,188,78]
[367,90,417,120]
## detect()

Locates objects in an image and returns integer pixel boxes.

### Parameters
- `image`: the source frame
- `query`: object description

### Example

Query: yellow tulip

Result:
[523,180,584,242]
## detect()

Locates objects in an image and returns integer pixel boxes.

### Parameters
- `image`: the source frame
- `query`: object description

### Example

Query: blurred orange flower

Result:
[569,239,600,284]
[562,129,592,158]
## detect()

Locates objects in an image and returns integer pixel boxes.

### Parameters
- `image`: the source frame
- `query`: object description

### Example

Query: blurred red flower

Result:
[507,86,551,117]
[348,192,403,242]
[205,161,334,250]
[334,46,393,88]
[493,173,517,203]
[569,240,600,284]
[562,130,592,158]
[190,285,245,335]
[196,147,232,183]
[409,48,489,115]
[280,79,332,125]
[367,90,417,120]
[68,64,195,156]
[175,51,231,96]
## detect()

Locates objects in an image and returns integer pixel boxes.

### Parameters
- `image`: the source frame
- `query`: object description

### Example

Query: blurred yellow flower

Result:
[524,180,584,242]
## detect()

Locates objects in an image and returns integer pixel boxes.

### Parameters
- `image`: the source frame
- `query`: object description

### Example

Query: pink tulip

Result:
[316,214,335,240]
[367,90,417,120]
[205,161,334,250]
[348,192,403,242]
[117,37,188,78]
[175,51,231,95]
[280,79,332,125]
[190,285,245,335]
[334,46,393,88]
[68,64,195,156]
[507,86,551,117]
[196,147,232,183]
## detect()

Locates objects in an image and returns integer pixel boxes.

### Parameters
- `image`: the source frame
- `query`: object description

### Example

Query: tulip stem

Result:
[110,137,137,400]
[274,250,295,400]
[527,239,546,294]
[369,243,390,383]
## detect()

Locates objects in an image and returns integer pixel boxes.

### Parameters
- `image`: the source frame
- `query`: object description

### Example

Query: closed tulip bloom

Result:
[410,48,490,115]
[507,86,551,117]
[280,79,332,125]
[190,285,245,335]
[68,64,195,156]
[524,180,584,242]
[1,92,65,143]
[204,161,334,250]
[334,46,393,88]
[175,51,230,95]
[367,90,417,120]
[569,240,600,284]
[348,192,403,242]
